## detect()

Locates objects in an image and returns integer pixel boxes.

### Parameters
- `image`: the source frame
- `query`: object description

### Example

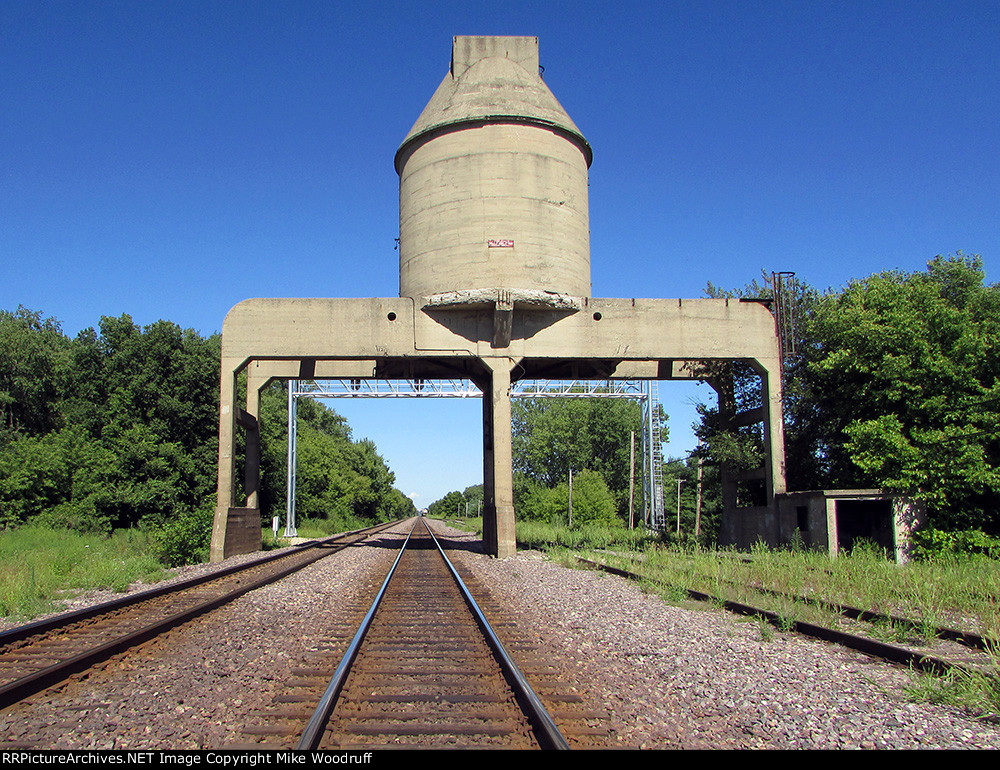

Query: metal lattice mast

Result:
[643,380,665,529]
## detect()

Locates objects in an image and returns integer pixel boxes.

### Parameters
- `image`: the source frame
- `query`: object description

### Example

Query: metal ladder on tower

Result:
[649,380,666,529]
[641,380,666,529]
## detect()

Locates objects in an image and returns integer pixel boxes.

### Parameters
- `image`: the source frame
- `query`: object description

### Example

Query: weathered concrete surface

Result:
[210,295,787,562]
[215,296,785,363]
[210,36,788,563]
[775,490,925,563]
[397,36,592,301]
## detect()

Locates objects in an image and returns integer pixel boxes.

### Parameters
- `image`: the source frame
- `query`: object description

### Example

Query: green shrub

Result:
[153,506,214,567]
[293,512,371,538]
[912,528,1000,561]
[518,470,619,527]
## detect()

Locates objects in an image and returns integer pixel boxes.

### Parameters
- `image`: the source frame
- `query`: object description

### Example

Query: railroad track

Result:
[0,522,397,710]
[240,518,603,750]
[303,518,567,749]
[576,556,999,678]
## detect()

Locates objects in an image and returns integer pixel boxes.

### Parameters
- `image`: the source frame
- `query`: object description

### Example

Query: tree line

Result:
[0,308,414,560]
[5,251,997,555]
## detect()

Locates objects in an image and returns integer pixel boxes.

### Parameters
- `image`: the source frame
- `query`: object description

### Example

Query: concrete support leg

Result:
[212,359,304,562]
[210,360,267,563]
[210,363,240,563]
[759,361,787,499]
[481,357,517,558]
[714,358,788,549]
[712,373,739,519]
[244,372,265,509]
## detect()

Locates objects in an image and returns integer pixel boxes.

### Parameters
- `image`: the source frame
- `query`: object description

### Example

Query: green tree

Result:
[88,316,221,528]
[699,255,1000,533]
[0,311,223,532]
[386,488,418,519]
[698,274,821,498]
[428,490,466,518]
[805,255,1000,530]
[461,484,484,516]
[0,307,71,440]
[257,384,407,527]
[0,427,112,531]
[518,469,618,526]
[0,308,408,556]
[426,485,483,519]
[661,457,720,543]
[512,394,661,520]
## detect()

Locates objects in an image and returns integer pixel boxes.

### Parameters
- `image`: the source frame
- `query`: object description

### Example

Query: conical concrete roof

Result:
[395,37,592,172]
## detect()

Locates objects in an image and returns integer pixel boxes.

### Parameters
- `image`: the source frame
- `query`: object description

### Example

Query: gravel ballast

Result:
[447,533,1000,749]
[2,521,999,750]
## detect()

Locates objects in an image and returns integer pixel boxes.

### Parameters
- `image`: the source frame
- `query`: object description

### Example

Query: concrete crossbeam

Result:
[210,296,786,562]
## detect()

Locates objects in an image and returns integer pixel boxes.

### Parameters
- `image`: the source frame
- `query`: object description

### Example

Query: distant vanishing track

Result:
[297,518,570,750]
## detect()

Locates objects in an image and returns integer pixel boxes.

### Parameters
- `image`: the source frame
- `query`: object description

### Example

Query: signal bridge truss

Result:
[284,378,666,536]
[293,378,652,399]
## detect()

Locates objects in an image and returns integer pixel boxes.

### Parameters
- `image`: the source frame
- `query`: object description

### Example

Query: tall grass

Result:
[516,519,662,552]
[0,526,165,621]
[581,537,1000,645]
[2,513,393,623]
[425,518,1000,643]
[905,647,1000,720]
[273,514,378,541]
[499,520,1000,718]
[440,516,662,553]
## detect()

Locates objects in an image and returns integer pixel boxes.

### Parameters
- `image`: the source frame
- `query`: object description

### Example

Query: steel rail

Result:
[0,522,395,647]
[296,522,416,750]
[576,557,993,677]
[423,519,571,750]
[0,522,398,710]
[297,518,571,751]
[704,552,994,650]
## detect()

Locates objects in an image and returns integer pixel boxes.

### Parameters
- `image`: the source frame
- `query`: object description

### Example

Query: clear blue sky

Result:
[3,2,997,507]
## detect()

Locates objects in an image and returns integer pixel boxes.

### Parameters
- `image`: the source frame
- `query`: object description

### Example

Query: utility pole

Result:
[568,468,573,528]
[695,456,704,538]
[676,478,683,537]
